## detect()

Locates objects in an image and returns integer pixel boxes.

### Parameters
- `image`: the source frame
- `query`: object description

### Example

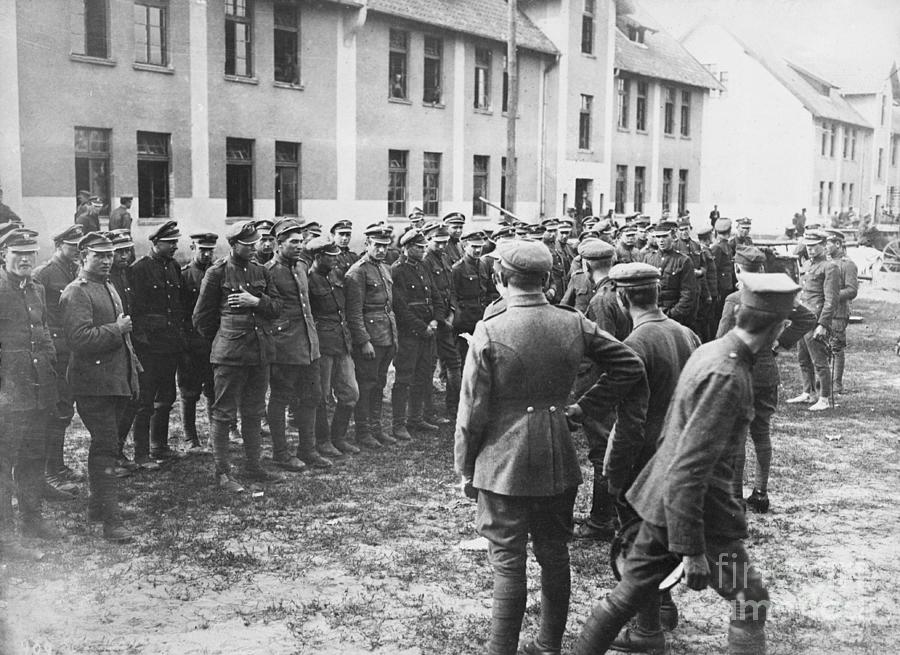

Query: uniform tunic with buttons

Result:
[443,238,463,267]
[34,253,79,358]
[832,256,858,320]
[710,239,735,298]
[265,253,320,365]
[675,236,709,300]
[344,256,397,348]
[424,249,457,318]
[615,243,644,264]
[129,251,185,354]
[799,254,840,328]
[451,255,491,334]
[108,264,133,317]
[308,268,353,356]
[642,249,698,326]
[391,258,444,336]
[335,248,359,280]
[0,270,58,411]
[192,255,283,366]
[180,261,209,352]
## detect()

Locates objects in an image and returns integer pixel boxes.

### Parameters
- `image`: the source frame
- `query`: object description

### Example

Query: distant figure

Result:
[708,204,720,227]
[108,196,133,231]
[792,208,807,237]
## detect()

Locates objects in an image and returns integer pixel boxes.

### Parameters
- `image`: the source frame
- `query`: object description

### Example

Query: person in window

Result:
[108,196,133,231]
[391,73,405,98]
[276,53,299,85]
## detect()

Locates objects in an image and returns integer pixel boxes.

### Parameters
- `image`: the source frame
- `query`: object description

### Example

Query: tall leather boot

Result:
[210,419,243,492]
[574,468,615,540]
[266,400,291,463]
[391,383,412,441]
[0,467,44,560]
[297,409,333,468]
[371,390,396,445]
[331,404,360,454]
[572,598,632,655]
[18,457,61,540]
[242,415,277,482]
[445,367,461,423]
[354,392,381,450]
[181,398,200,446]
[315,404,344,458]
[833,350,845,394]
[488,571,527,655]
[408,386,439,432]
[149,406,173,458]
[533,564,570,654]
[132,412,151,463]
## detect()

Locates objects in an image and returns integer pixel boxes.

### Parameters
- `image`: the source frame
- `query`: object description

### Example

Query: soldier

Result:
[674,218,712,340]
[307,236,361,455]
[345,224,399,449]
[584,240,631,340]
[330,220,358,279]
[555,217,576,277]
[177,232,219,453]
[709,204,721,227]
[709,217,736,328]
[129,221,185,464]
[34,224,85,499]
[423,220,461,421]
[108,195,133,231]
[193,221,284,492]
[61,231,142,543]
[443,212,466,265]
[561,236,612,314]
[390,229,443,441]
[455,240,647,655]
[265,218,331,470]
[574,273,801,655]
[696,224,719,342]
[74,196,103,233]
[452,227,491,364]
[717,247,816,515]
[634,216,650,251]
[642,221,699,328]
[825,230,857,394]
[408,207,426,230]
[541,218,566,304]
[731,217,754,249]
[253,219,276,265]
[0,228,63,555]
[786,229,840,411]
[615,225,643,264]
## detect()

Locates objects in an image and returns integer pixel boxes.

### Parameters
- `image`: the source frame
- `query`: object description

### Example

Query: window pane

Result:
[137,159,170,218]
[473,155,489,215]
[388,150,408,216]
[423,152,441,216]
[274,30,299,83]
[390,51,407,98]
[226,138,253,161]
[85,0,108,58]
[276,166,298,216]
[275,141,299,163]
[227,164,253,216]
[137,131,169,156]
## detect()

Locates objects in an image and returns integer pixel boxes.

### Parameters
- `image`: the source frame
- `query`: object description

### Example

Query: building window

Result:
[850,129,857,160]
[636,81,648,131]
[579,95,593,150]
[136,131,170,219]
[500,157,508,210]
[423,152,441,216]
[473,156,489,216]
[617,78,630,129]
[829,123,836,157]
[627,25,645,44]
[226,138,254,217]
[662,168,672,211]
[275,141,300,216]
[818,181,825,214]
[849,183,854,207]
[840,182,847,209]
[882,95,888,126]
[134,1,167,66]
[71,0,109,59]
[423,36,443,104]
[680,91,691,137]
[878,148,884,179]
[664,87,675,135]
[388,150,408,216]
[274,2,300,84]
[475,48,492,110]
[892,137,898,167]
[634,166,645,213]
[74,127,111,216]
[827,181,834,214]
[389,29,409,99]
[225,0,253,77]
[502,56,518,113]
[718,70,728,95]
[843,127,850,159]
[615,165,627,214]
[581,0,595,54]
[677,169,688,216]
[821,122,830,156]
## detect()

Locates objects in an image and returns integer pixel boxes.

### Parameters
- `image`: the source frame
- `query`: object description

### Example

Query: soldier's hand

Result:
[116,313,133,334]
[682,554,710,591]
[812,324,827,340]
[228,291,260,309]
[360,342,376,360]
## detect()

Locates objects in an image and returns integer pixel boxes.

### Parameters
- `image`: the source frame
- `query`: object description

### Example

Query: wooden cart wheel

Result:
[881,238,900,273]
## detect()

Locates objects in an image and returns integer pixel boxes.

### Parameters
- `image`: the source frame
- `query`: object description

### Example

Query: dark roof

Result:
[366,0,558,55]
[615,28,722,90]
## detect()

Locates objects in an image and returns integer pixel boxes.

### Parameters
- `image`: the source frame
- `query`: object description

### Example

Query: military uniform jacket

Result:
[709,239,735,297]
[74,212,100,233]
[547,243,567,303]
[831,256,858,320]
[60,272,141,398]
[585,278,632,340]
[391,258,443,337]
[642,249,698,326]
[554,241,574,282]
[443,239,463,267]
[108,206,132,230]
[560,269,596,314]
[265,253,319,365]
[109,265,133,317]
[34,253,79,357]
[345,256,397,348]
[335,248,359,279]
[0,270,58,411]
[800,255,840,329]
[180,261,210,352]
[425,249,457,319]
[130,252,186,354]
[700,244,718,299]
[193,255,283,366]
[675,237,709,299]
[452,255,491,334]
[626,332,754,555]
[616,243,644,264]
[455,292,647,496]
[308,267,353,356]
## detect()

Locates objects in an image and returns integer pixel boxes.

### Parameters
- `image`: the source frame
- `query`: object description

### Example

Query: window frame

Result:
[579,94,593,150]
[474,47,492,111]
[74,126,112,217]
[581,0,595,55]
[662,167,672,211]
[663,87,675,135]
[818,181,825,214]
[614,165,627,214]
[133,1,168,67]
[388,149,409,217]
[677,169,688,216]
[275,141,301,217]
[877,148,884,179]
[848,183,854,207]
[679,90,691,137]
[136,130,171,221]
[71,0,111,60]
[635,80,648,132]
[225,137,254,218]
[423,35,443,105]
[422,152,441,216]
[225,0,254,78]
[633,166,645,213]
[617,78,630,130]
[389,29,409,100]
[827,181,834,214]
[473,155,490,216]
[273,1,300,86]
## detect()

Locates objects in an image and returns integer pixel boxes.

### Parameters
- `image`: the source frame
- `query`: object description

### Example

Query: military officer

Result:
[574,273,801,655]
[443,212,466,265]
[345,224,399,449]
[74,196,103,233]
[825,230,857,394]
[177,232,218,453]
[641,221,699,328]
[330,220,358,279]
[129,220,185,464]
[709,217,736,329]
[34,224,84,498]
[541,218,566,304]
[193,221,284,492]
[452,227,491,364]
[730,217,754,249]
[0,228,62,552]
[108,195,133,231]
[560,236,613,314]
[786,229,841,411]
[307,236,360,455]
[61,232,142,543]
[391,229,443,441]
[253,219,276,265]
[455,239,647,655]
[674,218,712,339]
[555,217,576,274]
[265,218,331,470]
[696,224,719,342]
[408,207,426,230]
[615,225,643,264]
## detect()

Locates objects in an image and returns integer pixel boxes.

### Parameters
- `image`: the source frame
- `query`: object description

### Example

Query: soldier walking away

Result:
[265,219,331,471]
[0,228,63,558]
[452,228,491,364]
[61,232,142,543]
[129,221,186,464]
[307,236,361,455]
[108,195,133,231]
[193,221,283,493]
[177,233,219,454]
[345,224,399,449]
[455,240,647,655]
[825,230,858,394]
[642,221,699,329]
[390,229,443,441]
[330,220,358,279]
[574,272,801,655]
[786,230,840,411]
[34,224,85,500]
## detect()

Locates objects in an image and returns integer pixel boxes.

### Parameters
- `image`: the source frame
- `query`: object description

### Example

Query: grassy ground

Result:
[2,284,899,654]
